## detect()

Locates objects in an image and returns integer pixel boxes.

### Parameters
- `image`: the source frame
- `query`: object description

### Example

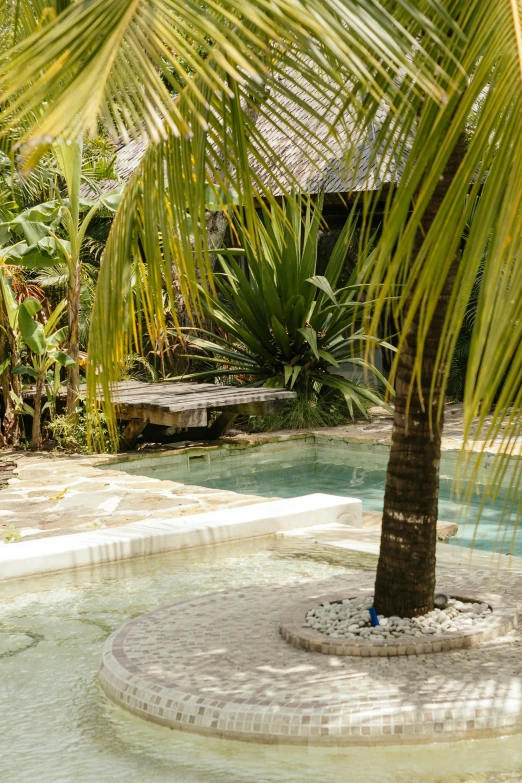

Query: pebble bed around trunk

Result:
[305,596,492,641]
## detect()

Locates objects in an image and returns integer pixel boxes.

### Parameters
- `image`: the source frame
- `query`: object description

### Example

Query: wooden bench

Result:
[98,381,296,448]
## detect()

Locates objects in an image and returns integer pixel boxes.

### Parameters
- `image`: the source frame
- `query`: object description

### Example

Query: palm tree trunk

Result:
[373,131,467,618]
[66,260,81,416]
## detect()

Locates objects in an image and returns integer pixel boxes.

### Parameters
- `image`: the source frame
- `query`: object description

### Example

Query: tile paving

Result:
[99,568,522,745]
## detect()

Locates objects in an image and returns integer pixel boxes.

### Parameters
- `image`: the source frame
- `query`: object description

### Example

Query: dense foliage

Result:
[1,0,522,623]
[180,195,392,419]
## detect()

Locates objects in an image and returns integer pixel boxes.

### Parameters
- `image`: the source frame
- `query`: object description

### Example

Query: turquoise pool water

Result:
[118,441,521,556]
[187,462,520,554]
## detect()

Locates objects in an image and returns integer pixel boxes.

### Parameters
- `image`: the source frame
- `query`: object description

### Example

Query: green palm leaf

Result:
[0,0,456,446]
[0,0,449,156]
[348,0,522,521]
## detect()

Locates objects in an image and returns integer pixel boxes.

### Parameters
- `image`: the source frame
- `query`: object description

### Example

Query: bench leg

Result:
[121,418,148,450]
[207,412,238,439]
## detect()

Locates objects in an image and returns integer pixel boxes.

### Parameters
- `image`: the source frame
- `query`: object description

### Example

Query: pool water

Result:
[117,441,522,556]
[2,537,522,783]
[197,463,520,555]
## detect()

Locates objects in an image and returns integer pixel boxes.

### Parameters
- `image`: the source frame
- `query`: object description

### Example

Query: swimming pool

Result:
[3,536,522,783]
[111,438,522,556]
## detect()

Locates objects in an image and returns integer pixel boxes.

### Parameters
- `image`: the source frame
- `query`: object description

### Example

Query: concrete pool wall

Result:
[103,430,521,493]
[0,493,362,581]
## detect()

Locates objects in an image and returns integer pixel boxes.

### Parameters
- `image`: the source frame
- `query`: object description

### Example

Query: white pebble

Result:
[305,595,493,644]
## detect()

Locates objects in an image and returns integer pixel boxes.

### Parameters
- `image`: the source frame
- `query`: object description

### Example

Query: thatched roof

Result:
[86,73,401,199]
[113,137,149,182]
[79,141,145,199]
[249,69,400,197]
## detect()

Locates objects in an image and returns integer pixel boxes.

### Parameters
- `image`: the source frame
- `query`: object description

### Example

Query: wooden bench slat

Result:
[24,380,296,446]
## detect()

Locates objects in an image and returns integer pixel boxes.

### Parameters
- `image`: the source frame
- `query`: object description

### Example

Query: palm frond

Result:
[0,0,456,449]
[0,1,57,51]
[0,0,452,158]
[358,0,522,521]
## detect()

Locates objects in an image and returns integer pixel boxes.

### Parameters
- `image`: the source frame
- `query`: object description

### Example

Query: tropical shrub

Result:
[11,298,75,449]
[179,195,393,419]
[249,387,355,432]
[48,405,113,454]
[0,139,123,417]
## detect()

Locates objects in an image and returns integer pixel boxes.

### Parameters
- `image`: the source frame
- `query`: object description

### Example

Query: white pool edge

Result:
[0,493,362,581]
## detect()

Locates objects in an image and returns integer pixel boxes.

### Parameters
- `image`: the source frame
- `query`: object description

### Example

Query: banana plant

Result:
[178,194,395,418]
[0,139,123,417]
[0,269,23,445]
[12,298,75,450]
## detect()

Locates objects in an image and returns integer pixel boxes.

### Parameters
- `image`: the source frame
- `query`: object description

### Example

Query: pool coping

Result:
[0,493,362,581]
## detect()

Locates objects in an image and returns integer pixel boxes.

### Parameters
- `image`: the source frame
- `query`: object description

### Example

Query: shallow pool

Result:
[114,440,522,556]
[2,537,522,783]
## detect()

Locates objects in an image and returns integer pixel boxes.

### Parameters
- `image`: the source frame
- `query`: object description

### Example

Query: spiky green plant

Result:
[178,194,392,417]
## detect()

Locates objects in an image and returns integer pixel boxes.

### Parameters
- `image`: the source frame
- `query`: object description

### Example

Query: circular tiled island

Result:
[100,572,522,745]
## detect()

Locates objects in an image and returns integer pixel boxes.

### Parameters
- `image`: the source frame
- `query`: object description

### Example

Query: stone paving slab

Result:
[99,568,522,746]
[0,453,268,542]
[1,400,520,544]
[223,403,522,457]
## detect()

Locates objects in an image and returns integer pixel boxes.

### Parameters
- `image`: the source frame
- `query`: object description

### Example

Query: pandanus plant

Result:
[179,195,393,418]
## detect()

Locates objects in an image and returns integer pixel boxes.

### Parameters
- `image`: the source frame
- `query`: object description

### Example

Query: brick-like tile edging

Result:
[280,588,518,657]
[98,573,522,746]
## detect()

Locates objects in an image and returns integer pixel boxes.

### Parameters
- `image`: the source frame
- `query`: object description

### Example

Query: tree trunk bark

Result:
[1,367,20,447]
[31,370,44,450]
[0,305,21,446]
[373,131,467,618]
[66,260,82,417]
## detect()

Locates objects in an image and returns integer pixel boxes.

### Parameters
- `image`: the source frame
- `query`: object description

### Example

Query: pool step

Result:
[361,510,458,541]
[0,493,362,581]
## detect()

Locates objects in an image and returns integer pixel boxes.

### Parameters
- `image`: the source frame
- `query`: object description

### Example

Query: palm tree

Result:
[1,0,521,617]
[373,131,468,617]
[364,1,522,615]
